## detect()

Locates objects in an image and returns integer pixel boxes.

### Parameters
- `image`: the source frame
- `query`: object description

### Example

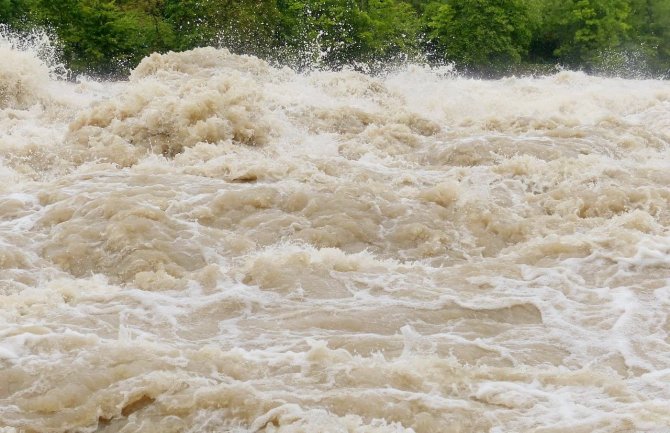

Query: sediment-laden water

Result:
[1,37,670,433]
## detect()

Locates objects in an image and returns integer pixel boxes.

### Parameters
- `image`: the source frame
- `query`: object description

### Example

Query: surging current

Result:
[1,36,670,433]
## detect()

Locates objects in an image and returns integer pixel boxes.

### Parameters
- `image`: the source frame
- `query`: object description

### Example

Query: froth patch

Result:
[38,188,209,285]
[130,48,273,80]
[242,245,391,296]
[68,48,274,161]
[0,45,52,109]
[251,404,414,433]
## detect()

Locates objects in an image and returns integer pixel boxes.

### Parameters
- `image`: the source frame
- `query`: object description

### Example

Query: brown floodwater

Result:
[1,37,670,433]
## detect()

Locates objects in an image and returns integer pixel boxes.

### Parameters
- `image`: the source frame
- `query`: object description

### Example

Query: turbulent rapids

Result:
[1,36,670,433]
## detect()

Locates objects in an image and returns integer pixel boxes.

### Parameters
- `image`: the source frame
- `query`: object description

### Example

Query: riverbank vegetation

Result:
[2,0,669,77]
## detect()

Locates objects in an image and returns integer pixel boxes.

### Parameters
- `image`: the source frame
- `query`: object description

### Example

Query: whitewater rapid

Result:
[1,39,670,433]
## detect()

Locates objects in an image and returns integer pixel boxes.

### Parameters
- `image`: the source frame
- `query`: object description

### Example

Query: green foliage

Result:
[537,0,630,66]
[424,0,533,72]
[275,0,421,69]
[162,0,215,50]
[33,0,165,75]
[277,0,376,67]
[164,0,281,57]
[654,1,670,66]
[0,0,36,29]
[366,0,422,62]
[0,0,669,76]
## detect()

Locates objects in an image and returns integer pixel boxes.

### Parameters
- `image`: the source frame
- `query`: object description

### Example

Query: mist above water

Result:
[1,34,670,433]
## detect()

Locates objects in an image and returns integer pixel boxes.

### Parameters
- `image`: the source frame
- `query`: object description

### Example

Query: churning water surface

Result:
[1,37,670,433]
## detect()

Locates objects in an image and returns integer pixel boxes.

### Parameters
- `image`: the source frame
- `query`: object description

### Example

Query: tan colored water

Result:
[1,38,670,433]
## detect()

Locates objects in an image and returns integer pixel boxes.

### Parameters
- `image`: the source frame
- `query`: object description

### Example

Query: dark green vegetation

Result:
[2,0,669,77]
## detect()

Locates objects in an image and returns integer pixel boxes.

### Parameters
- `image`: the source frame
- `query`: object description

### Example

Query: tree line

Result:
[2,0,669,77]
